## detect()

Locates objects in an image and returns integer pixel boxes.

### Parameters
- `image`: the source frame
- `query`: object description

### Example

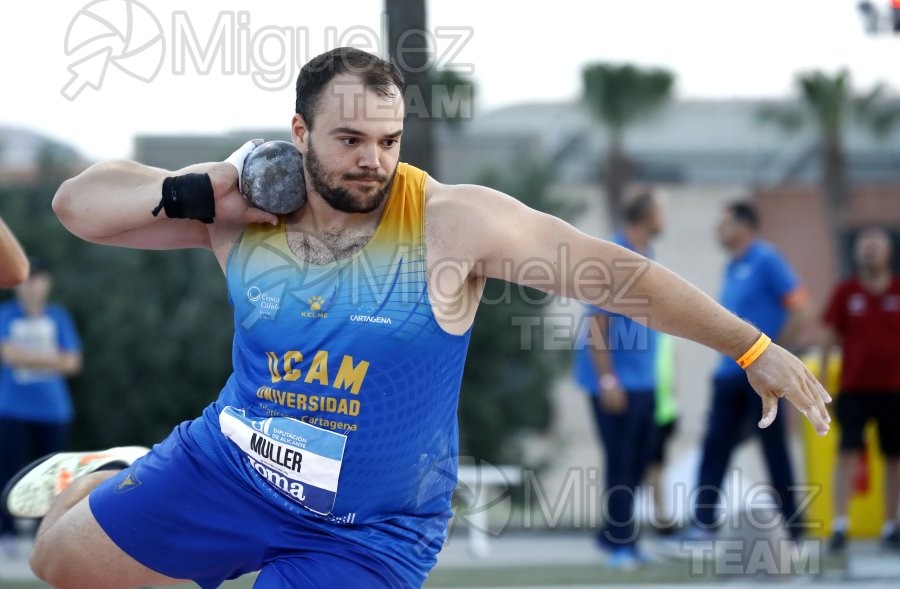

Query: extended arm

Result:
[438,184,831,434]
[52,156,277,258]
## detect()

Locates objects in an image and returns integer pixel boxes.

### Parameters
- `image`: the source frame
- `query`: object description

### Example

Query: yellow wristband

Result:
[736,333,771,369]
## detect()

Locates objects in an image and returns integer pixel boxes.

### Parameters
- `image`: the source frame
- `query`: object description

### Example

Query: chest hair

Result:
[286,228,375,265]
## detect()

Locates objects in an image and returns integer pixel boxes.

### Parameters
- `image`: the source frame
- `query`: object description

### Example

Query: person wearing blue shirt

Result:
[686,202,810,545]
[0,258,82,553]
[5,49,832,589]
[574,187,664,570]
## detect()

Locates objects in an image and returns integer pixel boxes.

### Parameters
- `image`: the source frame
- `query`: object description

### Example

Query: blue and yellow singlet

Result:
[190,163,472,556]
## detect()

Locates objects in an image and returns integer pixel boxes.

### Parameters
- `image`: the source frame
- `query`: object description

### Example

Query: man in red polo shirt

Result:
[821,227,900,553]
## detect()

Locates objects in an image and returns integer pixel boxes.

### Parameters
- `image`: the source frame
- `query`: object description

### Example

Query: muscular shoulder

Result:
[423,177,522,260]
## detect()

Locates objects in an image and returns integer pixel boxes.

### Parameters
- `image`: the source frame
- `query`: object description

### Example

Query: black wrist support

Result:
[151,173,215,224]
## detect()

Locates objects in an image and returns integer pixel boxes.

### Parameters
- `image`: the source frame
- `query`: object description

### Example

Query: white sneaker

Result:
[2,447,150,518]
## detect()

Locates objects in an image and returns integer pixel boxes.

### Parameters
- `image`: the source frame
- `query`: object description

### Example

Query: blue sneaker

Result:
[605,546,640,571]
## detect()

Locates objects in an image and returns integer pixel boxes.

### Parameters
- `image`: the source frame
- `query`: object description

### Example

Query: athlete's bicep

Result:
[457,185,637,304]
[88,219,211,250]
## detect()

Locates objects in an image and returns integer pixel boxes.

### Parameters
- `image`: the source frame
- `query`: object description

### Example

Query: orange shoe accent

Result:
[77,453,113,467]
[55,469,74,494]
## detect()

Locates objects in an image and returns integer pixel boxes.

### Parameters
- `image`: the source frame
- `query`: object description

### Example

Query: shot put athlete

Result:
[4,48,830,589]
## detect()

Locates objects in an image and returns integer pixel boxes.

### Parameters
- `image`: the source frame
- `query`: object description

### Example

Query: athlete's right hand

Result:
[745,342,831,436]
[207,141,278,226]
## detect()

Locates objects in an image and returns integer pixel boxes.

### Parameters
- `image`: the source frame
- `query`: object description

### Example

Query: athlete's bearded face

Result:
[305,135,395,214]
[293,74,403,214]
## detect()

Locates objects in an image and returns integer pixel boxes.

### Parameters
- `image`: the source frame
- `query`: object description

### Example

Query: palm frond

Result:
[582,63,674,131]
[756,102,806,133]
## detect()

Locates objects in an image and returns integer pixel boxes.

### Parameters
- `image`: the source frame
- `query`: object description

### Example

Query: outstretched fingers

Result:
[785,376,830,436]
[807,365,833,405]
[749,344,832,436]
[758,393,778,429]
[802,371,831,436]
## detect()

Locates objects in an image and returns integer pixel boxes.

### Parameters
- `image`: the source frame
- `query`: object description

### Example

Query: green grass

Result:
[0,553,849,589]
[426,563,703,587]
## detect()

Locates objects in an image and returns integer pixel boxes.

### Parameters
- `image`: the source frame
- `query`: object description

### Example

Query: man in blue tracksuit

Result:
[574,187,665,570]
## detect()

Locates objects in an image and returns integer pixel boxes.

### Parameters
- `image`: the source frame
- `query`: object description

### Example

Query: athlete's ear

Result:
[291,114,309,156]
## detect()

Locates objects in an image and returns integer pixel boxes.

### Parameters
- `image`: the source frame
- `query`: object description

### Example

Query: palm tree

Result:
[582,64,674,227]
[385,0,433,172]
[432,69,475,131]
[759,70,900,267]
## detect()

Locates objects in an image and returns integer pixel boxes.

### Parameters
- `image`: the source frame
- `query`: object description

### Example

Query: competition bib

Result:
[219,406,347,515]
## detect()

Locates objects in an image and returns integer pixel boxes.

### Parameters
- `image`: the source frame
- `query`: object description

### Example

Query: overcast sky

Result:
[2,0,897,160]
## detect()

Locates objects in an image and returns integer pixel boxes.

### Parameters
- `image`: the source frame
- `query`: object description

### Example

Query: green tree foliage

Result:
[457,164,577,465]
[758,70,900,270]
[0,150,233,449]
[581,63,674,227]
[432,69,476,129]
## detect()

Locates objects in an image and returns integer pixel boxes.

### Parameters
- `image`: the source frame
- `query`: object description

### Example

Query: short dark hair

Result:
[294,47,405,130]
[621,187,657,225]
[726,200,759,230]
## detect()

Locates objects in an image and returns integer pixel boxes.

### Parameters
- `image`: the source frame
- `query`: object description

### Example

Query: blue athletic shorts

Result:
[89,421,425,588]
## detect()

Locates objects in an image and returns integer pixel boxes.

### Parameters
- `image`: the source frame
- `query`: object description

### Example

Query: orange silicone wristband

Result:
[736,333,771,369]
